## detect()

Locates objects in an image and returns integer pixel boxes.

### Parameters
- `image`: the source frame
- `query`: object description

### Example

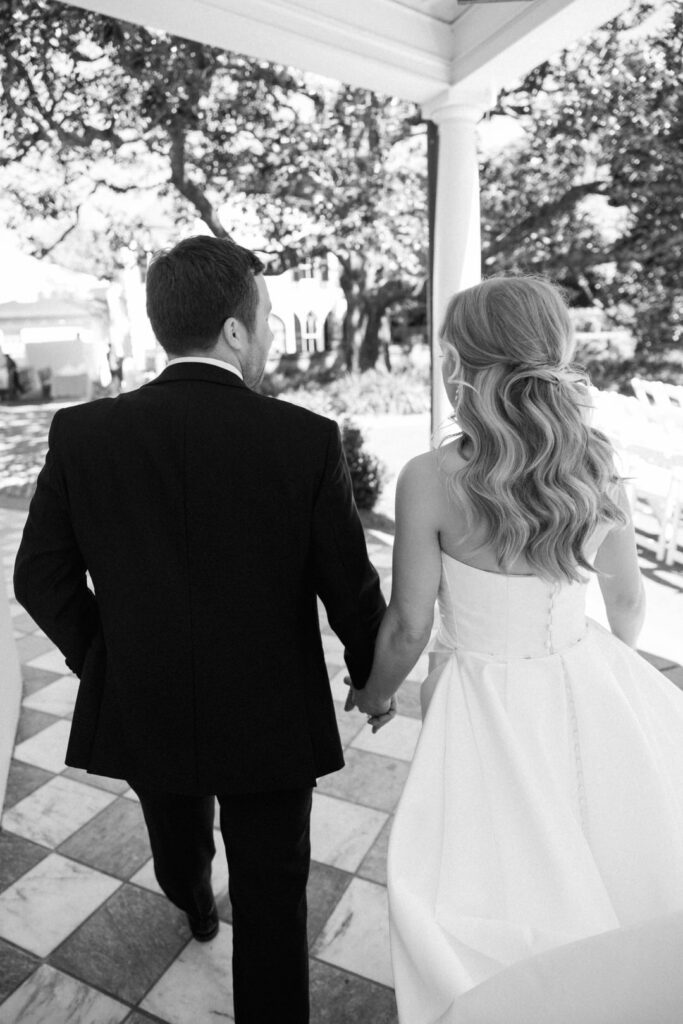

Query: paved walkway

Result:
[1,500,683,1023]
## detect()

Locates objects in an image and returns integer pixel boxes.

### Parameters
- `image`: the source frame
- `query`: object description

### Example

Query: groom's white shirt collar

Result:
[166,356,243,381]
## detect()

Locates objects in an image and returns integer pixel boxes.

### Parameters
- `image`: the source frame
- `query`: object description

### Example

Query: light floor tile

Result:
[312,877,393,988]
[350,715,422,762]
[0,854,120,957]
[330,667,352,703]
[2,776,116,848]
[13,719,72,773]
[322,634,344,658]
[141,926,234,1023]
[311,794,387,873]
[0,964,128,1024]
[23,676,79,717]
[131,828,229,898]
[122,787,140,801]
[25,648,70,675]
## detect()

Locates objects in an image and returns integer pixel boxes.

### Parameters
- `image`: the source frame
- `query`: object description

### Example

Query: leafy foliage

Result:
[481,0,683,360]
[340,420,385,511]
[0,0,427,367]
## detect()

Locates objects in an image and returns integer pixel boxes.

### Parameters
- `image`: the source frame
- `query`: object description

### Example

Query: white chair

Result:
[618,443,683,564]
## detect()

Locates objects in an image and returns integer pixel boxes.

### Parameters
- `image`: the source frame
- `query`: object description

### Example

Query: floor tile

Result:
[2,760,54,809]
[0,853,120,957]
[21,665,62,695]
[350,714,421,761]
[0,938,38,1003]
[393,677,422,720]
[0,830,49,892]
[309,958,398,1024]
[15,706,61,744]
[23,676,78,717]
[58,797,152,879]
[61,767,131,794]
[0,963,129,1024]
[3,775,116,848]
[311,793,387,872]
[13,719,72,773]
[307,861,353,948]
[663,665,683,691]
[322,634,344,659]
[329,667,352,702]
[51,883,190,1005]
[357,817,392,886]
[317,748,410,813]
[131,828,229,903]
[24,648,70,675]
[333,700,366,746]
[122,1013,169,1024]
[14,633,55,663]
[311,877,393,987]
[639,649,677,671]
[141,926,234,1024]
[10,610,39,634]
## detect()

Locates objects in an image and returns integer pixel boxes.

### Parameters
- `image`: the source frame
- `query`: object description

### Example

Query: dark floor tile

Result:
[21,665,62,696]
[61,766,131,795]
[309,958,398,1024]
[0,938,39,1003]
[123,1013,170,1024]
[59,797,152,879]
[2,760,54,809]
[395,678,422,720]
[0,830,49,892]
[50,883,189,1004]
[317,749,409,813]
[307,861,352,948]
[334,700,366,747]
[15,706,60,743]
[357,817,392,886]
[639,649,677,671]
[662,665,683,691]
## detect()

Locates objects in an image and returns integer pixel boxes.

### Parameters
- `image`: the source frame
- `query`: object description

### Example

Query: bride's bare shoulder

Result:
[397,442,466,510]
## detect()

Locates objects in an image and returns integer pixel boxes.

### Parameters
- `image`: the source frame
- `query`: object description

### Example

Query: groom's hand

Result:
[343,677,397,733]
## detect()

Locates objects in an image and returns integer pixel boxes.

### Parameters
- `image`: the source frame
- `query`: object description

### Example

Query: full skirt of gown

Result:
[387,555,683,1023]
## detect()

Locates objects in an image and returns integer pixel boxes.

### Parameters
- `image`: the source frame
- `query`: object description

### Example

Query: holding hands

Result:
[343,676,397,733]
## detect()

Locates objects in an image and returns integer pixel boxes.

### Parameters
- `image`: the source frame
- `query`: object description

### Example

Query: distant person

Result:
[347,276,683,1022]
[107,344,124,394]
[14,234,388,1024]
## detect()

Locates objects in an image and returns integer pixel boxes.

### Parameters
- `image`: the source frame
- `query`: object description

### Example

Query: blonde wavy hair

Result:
[439,276,626,583]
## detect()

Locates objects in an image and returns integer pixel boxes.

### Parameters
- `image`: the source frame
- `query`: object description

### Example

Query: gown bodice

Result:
[435,553,589,660]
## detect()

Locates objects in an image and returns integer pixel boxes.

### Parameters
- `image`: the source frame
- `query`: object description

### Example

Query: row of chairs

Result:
[589,386,683,567]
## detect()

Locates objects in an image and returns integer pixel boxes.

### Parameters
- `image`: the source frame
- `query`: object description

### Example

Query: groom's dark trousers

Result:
[13,362,386,1023]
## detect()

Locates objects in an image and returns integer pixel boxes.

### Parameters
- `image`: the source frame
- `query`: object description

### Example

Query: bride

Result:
[347,276,683,1023]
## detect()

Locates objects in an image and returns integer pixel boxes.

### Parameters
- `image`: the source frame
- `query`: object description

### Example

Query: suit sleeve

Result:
[312,421,387,688]
[13,410,100,677]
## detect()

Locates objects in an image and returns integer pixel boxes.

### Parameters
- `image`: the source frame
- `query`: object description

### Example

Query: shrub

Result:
[272,366,430,417]
[340,419,386,511]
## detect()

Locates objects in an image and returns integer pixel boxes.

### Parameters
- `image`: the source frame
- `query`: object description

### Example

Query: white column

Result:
[423,97,486,443]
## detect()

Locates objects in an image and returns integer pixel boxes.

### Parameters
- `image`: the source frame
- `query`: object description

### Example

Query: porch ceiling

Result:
[65,0,631,107]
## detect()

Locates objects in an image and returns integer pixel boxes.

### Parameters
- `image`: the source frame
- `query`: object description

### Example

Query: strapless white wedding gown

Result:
[388,554,683,1023]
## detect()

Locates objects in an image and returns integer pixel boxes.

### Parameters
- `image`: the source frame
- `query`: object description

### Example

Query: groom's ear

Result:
[222,317,246,353]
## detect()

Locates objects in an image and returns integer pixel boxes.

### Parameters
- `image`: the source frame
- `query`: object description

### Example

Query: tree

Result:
[0,0,427,369]
[480,0,683,363]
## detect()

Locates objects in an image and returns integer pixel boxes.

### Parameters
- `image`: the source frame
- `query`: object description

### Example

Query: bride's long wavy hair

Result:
[439,276,626,583]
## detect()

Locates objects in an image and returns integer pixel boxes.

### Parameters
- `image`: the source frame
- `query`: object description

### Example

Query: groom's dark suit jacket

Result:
[14,362,386,794]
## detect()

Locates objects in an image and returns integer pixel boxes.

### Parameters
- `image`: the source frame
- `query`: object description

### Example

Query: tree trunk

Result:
[358,279,414,372]
[338,256,367,372]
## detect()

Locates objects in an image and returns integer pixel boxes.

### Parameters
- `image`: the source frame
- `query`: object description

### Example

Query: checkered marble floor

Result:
[4,506,683,1024]
[0,506,429,1024]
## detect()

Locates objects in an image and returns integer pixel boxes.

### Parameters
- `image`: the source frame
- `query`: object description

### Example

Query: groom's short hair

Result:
[146,236,265,354]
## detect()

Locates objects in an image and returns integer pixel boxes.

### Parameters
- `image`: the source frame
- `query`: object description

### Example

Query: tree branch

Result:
[167,119,228,238]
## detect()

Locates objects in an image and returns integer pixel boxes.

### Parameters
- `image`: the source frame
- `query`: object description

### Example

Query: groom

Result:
[13,235,387,1023]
